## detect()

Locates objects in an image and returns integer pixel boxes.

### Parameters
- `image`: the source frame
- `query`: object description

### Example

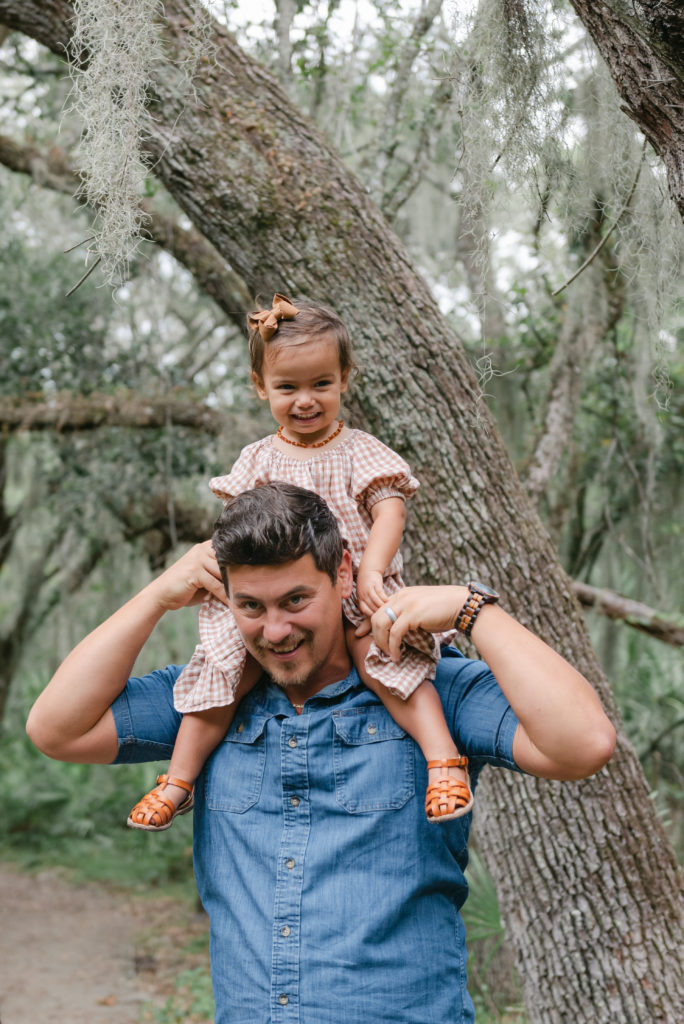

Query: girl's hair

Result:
[248,297,356,380]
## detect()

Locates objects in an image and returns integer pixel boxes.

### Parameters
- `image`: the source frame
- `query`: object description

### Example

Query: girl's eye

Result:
[315,379,332,388]
[277,384,294,391]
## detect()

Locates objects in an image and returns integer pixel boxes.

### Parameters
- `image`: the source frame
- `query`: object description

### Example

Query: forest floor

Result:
[0,863,211,1024]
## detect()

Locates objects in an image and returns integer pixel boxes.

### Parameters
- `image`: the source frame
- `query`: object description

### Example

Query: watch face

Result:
[469,581,499,600]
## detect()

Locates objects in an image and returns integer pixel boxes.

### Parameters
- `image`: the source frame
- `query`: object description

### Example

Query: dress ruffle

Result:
[173,599,247,713]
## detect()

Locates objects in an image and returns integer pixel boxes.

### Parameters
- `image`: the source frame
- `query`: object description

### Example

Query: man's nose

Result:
[261,609,292,644]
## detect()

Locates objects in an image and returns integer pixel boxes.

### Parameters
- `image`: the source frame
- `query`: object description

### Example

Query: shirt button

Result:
[236,722,245,733]
[290,796,300,807]
[281,925,291,937]
[288,736,298,748]
[367,724,377,735]
[279,994,289,1006]
[286,858,295,870]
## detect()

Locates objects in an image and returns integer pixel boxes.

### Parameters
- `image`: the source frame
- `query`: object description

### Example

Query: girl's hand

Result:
[371,586,467,662]
[356,568,389,618]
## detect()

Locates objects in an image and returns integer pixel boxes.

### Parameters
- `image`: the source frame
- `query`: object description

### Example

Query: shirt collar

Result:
[248,668,365,716]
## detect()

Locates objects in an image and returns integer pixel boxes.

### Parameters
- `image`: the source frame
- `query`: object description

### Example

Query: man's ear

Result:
[337,549,354,598]
[251,371,267,400]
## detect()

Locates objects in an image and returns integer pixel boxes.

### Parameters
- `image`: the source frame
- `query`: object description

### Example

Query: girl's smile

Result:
[252,335,349,446]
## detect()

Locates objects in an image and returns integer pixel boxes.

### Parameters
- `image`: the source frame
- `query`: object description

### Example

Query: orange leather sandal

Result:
[126,774,194,831]
[425,757,474,823]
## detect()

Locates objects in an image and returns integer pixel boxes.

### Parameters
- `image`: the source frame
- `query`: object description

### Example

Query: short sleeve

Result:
[435,646,522,770]
[111,665,183,763]
[350,431,419,510]
[210,438,273,501]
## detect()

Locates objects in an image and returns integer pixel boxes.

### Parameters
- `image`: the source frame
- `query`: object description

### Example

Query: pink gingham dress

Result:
[173,429,445,712]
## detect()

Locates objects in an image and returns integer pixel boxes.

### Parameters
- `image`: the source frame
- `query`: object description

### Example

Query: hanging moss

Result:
[68,0,214,285]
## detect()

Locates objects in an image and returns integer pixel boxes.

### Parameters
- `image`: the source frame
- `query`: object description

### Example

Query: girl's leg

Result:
[161,704,237,809]
[346,625,472,819]
[128,655,262,827]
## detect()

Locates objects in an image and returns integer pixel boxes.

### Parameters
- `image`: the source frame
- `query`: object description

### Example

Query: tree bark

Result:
[1,3,683,1021]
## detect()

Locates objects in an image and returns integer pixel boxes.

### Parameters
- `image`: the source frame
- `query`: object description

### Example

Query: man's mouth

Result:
[271,640,301,654]
[256,635,306,660]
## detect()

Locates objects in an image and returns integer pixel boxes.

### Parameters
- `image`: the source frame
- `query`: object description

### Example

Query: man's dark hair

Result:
[213,482,344,587]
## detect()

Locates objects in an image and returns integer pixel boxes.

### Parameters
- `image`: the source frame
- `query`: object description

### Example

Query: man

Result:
[27,482,615,1024]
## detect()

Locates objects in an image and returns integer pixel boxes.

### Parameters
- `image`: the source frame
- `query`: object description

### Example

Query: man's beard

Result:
[252,630,318,687]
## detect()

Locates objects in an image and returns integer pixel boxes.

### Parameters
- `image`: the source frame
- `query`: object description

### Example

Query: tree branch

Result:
[375,0,445,196]
[0,391,228,433]
[572,579,684,647]
[0,132,251,328]
[381,75,453,220]
[552,141,646,297]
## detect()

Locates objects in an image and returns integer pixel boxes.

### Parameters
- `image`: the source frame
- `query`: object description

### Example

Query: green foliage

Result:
[142,967,214,1024]
[463,851,528,1023]
[0,701,195,890]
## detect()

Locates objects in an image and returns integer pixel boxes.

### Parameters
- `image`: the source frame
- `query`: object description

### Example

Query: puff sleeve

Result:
[350,432,419,512]
[210,438,273,501]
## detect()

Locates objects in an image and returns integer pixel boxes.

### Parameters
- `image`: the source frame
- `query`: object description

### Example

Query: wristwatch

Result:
[454,581,499,637]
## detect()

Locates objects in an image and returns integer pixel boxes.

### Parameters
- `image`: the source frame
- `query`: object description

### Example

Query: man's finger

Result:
[200,568,229,606]
[388,621,405,662]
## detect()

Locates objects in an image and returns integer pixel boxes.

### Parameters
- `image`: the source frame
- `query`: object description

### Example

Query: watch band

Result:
[454,582,499,637]
[454,592,487,637]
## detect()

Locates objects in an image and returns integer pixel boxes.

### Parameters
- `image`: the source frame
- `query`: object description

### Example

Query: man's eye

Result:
[288,595,304,606]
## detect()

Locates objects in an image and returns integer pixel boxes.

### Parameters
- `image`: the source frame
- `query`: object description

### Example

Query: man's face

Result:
[226,551,353,695]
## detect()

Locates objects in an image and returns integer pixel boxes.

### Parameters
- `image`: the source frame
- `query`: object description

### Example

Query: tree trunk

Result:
[1,2,683,1020]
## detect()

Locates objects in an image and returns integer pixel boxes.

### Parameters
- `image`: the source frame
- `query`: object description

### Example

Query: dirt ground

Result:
[0,865,210,1024]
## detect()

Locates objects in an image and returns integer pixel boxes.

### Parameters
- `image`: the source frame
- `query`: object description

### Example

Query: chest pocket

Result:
[332,708,415,812]
[204,714,269,813]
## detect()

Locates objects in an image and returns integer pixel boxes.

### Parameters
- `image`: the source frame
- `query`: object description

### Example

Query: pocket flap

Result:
[224,715,270,744]
[332,709,406,745]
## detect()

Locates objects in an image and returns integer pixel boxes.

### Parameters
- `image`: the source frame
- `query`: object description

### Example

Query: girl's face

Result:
[253,335,349,445]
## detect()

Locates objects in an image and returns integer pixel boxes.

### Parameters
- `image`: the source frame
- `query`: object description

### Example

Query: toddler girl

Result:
[127,295,472,830]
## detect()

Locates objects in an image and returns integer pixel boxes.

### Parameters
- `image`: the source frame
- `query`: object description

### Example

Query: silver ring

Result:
[384,607,397,624]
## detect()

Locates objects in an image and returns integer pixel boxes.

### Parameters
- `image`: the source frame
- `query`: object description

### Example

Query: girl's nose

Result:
[294,389,315,407]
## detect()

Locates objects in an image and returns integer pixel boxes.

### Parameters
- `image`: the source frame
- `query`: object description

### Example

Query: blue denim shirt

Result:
[113,647,520,1024]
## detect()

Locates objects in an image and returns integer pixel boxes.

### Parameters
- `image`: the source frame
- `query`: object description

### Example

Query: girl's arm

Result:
[356,497,406,617]
[369,586,616,779]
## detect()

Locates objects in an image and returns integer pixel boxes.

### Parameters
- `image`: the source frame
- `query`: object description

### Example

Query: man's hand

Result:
[150,541,229,611]
[370,585,465,662]
[26,539,229,765]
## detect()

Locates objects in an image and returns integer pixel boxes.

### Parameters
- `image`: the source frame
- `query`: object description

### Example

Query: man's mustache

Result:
[253,631,309,653]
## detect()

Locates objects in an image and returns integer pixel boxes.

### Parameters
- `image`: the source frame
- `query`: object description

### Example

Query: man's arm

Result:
[26,541,227,765]
[370,586,616,780]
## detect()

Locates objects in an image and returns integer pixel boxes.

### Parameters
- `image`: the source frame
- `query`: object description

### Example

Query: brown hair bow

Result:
[247,294,299,342]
